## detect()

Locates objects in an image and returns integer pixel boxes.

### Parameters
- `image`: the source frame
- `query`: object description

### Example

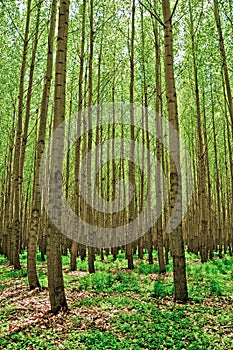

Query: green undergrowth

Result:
[0,251,233,300]
[1,293,233,349]
[0,252,233,349]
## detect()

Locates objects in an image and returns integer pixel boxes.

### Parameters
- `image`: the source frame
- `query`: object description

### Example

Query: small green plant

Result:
[153,280,165,298]
[152,279,174,298]
[78,274,91,291]
[210,279,222,296]
[92,272,113,292]
[77,260,88,271]
[0,269,27,281]
[137,260,159,275]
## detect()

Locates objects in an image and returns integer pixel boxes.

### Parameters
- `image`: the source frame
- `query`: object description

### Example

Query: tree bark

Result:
[70,0,87,272]
[127,0,136,271]
[161,0,188,302]
[11,0,32,270]
[27,0,58,289]
[47,0,69,313]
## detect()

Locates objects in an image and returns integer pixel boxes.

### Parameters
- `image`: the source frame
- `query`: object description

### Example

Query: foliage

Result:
[1,253,233,349]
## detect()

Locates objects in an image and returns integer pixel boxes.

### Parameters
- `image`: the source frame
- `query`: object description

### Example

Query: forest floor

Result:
[0,252,233,350]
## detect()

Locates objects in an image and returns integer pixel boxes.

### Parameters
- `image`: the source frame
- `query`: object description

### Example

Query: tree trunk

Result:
[188,0,208,263]
[70,0,87,272]
[87,0,95,274]
[47,0,69,313]
[127,0,136,271]
[11,0,32,270]
[213,0,233,133]
[27,0,58,289]
[161,0,188,302]
[153,0,165,273]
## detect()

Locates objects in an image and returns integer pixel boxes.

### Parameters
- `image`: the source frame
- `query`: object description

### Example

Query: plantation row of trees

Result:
[0,0,232,312]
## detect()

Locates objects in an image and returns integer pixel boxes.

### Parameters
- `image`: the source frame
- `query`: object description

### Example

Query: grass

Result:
[0,251,233,349]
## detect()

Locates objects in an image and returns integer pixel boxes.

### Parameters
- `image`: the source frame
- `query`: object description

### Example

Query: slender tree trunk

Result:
[111,43,118,259]
[70,0,87,271]
[11,0,32,270]
[47,0,69,313]
[126,0,136,270]
[202,85,213,259]
[27,0,58,289]
[188,0,208,263]
[161,0,188,302]
[87,0,95,274]
[153,0,165,273]
[23,1,41,282]
[3,115,15,258]
[211,86,222,258]
[214,0,233,133]
[20,2,41,183]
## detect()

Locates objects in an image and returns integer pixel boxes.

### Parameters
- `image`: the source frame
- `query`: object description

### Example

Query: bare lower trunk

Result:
[47,0,69,313]
[27,0,57,289]
[162,0,188,302]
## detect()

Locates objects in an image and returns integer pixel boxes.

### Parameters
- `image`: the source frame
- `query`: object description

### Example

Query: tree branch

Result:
[138,0,165,28]
[170,0,179,20]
